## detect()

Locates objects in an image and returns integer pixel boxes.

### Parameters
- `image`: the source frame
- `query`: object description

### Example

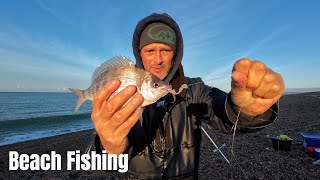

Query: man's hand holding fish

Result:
[91,80,144,155]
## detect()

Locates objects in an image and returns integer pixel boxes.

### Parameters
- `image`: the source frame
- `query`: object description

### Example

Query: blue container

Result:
[300,132,320,146]
[316,148,320,159]
[300,132,320,154]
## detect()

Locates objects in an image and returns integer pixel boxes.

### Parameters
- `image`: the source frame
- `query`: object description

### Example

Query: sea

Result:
[0,92,93,146]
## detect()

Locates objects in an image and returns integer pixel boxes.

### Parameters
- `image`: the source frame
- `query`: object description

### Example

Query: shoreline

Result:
[0,113,93,146]
[0,129,95,148]
[0,127,93,147]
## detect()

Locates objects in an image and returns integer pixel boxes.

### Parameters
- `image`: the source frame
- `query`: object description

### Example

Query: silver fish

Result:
[69,56,187,113]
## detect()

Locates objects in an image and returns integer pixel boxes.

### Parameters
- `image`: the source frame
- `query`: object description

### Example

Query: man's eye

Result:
[161,50,173,55]
[144,50,155,55]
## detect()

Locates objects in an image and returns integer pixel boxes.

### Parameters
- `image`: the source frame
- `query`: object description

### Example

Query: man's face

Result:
[140,43,174,80]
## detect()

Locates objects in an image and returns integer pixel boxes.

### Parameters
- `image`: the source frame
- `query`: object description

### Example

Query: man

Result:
[90,13,284,179]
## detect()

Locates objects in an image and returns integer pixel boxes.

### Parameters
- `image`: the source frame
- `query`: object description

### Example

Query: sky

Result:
[0,0,319,92]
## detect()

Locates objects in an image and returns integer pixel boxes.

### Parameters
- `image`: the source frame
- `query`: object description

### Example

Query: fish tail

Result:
[69,88,86,113]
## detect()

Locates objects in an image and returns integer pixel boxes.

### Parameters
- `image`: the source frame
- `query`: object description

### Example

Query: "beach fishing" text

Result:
[8,150,128,172]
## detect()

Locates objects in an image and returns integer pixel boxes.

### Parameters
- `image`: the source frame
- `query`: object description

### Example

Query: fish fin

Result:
[137,107,144,127]
[91,56,135,84]
[69,88,86,113]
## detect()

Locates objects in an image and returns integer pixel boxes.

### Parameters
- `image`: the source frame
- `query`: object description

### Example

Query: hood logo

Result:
[147,24,176,45]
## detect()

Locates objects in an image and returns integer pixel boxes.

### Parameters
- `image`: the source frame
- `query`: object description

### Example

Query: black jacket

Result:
[90,13,278,179]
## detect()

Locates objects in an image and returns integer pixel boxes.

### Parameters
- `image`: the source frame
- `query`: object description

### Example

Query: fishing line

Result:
[186,75,232,87]
[183,74,251,178]
[229,107,250,179]
[229,104,280,179]
[273,101,281,180]
[183,74,282,179]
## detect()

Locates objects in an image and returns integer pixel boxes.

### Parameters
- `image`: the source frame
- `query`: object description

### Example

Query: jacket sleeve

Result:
[224,93,278,129]
[188,77,278,133]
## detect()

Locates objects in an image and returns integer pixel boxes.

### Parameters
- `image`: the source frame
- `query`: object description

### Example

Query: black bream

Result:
[69,56,187,112]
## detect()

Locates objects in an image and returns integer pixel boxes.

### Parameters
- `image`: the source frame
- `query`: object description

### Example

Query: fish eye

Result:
[153,83,159,88]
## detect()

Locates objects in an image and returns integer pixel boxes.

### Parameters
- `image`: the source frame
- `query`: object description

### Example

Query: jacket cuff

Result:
[225,92,278,129]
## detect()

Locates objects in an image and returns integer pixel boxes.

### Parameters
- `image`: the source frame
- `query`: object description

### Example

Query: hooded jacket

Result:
[90,13,278,179]
[133,13,186,94]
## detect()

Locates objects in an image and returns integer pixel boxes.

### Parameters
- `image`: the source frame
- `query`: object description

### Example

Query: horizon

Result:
[1,87,320,93]
[1,1,319,92]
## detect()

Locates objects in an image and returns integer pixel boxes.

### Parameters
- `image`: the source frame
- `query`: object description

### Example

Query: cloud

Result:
[0,23,101,91]
[34,0,73,26]
[198,24,292,91]
[242,24,291,57]
[181,0,231,52]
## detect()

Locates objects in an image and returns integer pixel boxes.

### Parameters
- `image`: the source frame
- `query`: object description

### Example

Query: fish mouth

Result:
[162,84,173,91]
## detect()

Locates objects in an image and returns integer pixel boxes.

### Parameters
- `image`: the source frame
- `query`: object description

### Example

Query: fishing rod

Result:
[200,126,230,165]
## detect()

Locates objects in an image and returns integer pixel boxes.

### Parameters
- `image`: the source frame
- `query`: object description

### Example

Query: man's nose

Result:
[154,51,163,64]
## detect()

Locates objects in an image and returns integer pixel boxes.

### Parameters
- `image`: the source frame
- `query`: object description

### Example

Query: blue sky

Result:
[0,0,319,92]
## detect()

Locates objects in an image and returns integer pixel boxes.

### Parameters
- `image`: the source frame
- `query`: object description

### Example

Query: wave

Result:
[0,113,91,128]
